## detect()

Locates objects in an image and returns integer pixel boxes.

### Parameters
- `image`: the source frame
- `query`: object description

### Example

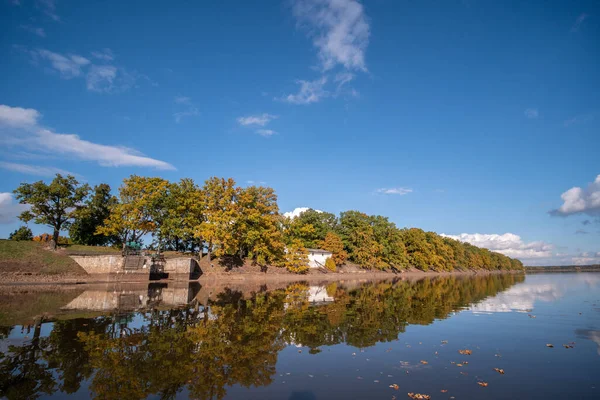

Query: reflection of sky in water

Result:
[470,273,600,314]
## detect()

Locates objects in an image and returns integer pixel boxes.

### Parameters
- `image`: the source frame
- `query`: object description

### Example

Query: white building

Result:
[306,248,333,268]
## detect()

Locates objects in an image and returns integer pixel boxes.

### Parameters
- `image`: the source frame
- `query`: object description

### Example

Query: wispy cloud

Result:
[376,187,413,195]
[281,77,328,104]
[524,108,539,119]
[20,25,46,37]
[564,113,594,127]
[173,96,199,123]
[441,232,554,260]
[256,129,277,137]
[36,0,60,22]
[571,13,589,32]
[23,47,149,93]
[91,48,114,62]
[0,193,29,224]
[0,161,75,177]
[550,174,600,217]
[0,104,175,170]
[293,0,370,72]
[237,113,277,127]
[575,229,589,235]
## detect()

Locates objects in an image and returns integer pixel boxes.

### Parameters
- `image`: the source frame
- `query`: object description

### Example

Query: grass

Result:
[62,244,121,255]
[0,240,87,275]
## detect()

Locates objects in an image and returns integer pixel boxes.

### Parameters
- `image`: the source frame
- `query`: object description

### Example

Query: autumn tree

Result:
[97,176,171,250]
[13,174,90,250]
[319,231,347,266]
[162,178,204,253]
[195,177,238,262]
[282,239,309,273]
[286,209,337,248]
[69,184,117,246]
[233,185,285,265]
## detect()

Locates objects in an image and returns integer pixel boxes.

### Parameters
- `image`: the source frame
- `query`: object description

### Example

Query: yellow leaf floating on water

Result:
[458,349,472,355]
[494,368,505,374]
[441,389,448,393]
[456,363,463,367]
[420,360,428,365]
[563,344,574,349]
[407,393,431,399]
[478,382,489,387]
[546,344,554,348]
[390,384,400,390]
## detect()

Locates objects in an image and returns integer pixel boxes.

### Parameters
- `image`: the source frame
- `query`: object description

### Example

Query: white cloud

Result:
[551,174,600,216]
[20,25,46,37]
[571,13,589,32]
[564,113,594,127]
[283,207,322,219]
[0,104,174,170]
[524,108,538,119]
[35,49,90,78]
[237,113,277,127]
[0,193,29,224]
[293,0,370,72]
[377,187,413,195]
[0,105,41,128]
[281,77,328,104]
[91,48,114,62]
[37,0,60,21]
[440,232,554,260]
[0,161,74,177]
[174,96,191,105]
[572,251,600,265]
[256,129,277,137]
[86,65,117,92]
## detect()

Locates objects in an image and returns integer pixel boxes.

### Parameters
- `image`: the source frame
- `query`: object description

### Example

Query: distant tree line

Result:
[12,174,524,273]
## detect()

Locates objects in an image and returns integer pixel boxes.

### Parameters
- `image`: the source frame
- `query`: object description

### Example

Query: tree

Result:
[162,178,204,253]
[97,176,170,250]
[233,185,285,265]
[286,209,337,248]
[319,231,347,266]
[13,174,90,250]
[69,184,117,246]
[324,257,337,272]
[282,239,309,273]
[8,226,33,241]
[195,177,238,262]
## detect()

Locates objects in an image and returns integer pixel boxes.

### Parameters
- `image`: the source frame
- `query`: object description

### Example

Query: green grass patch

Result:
[63,244,121,255]
[0,240,87,275]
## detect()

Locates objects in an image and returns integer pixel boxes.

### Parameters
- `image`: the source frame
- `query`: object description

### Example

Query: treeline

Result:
[12,174,524,273]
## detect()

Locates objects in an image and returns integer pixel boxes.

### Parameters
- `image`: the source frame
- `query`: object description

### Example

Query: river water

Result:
[0,272,598,399]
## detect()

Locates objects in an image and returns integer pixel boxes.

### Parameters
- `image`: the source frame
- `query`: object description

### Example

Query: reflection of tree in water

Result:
[0,274,524,399]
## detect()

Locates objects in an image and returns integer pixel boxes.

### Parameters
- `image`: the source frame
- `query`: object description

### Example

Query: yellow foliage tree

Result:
[319,231,347,266]
[283,239,309,274]
[324,257,337,272]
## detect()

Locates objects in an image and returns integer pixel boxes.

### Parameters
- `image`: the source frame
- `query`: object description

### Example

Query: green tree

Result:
[69,184,117,246]
[13,174,90,250]
[98,176,171,250]
[282,239,309,273]
[286,209,337,248]
[162,178,204,253]
[8,226,33,241]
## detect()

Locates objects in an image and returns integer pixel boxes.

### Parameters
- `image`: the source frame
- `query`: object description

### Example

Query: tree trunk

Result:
[52,228,60,250]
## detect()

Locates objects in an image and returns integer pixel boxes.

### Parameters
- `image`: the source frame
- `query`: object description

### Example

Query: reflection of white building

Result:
[307,249,333,268]
[308,286,334,304]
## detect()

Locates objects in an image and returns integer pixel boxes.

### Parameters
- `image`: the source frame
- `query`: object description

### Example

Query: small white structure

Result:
[307,248,333,268]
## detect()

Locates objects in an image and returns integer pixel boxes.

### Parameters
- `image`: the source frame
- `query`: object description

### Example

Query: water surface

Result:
[0,273,599,399]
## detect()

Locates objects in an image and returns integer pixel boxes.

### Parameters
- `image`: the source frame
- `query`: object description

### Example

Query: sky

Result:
[0,0,598,266]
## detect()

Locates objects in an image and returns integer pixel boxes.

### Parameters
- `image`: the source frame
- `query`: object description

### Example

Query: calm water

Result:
[0,273,599,399]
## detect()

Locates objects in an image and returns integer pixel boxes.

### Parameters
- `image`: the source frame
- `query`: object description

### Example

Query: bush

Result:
[33,233,71,245]
[325,257,337,272]
[9,226,33,241]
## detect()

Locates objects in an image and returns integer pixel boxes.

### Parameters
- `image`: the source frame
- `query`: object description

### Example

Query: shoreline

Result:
[0,269,524,286]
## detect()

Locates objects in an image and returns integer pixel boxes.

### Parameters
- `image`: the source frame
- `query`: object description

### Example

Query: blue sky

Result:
[0,0,598,265]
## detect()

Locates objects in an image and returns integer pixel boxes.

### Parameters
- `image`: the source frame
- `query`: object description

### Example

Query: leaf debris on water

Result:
[478,381,489,387]
[390,384,400,390]
[420,360,428,365]
[546,344,554,348]
[563,344,574,349]
[407,393,431,399]
[458,349,472,355]
[494,368,505,374]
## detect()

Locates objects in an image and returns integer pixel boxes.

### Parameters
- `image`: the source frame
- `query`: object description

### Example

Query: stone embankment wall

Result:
[69,255,202,281]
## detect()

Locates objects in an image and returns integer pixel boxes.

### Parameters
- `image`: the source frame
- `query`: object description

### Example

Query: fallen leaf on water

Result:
[458,349,473,355]
[298,350,302,353]
[374,380,379,383]
[478,382,489,387]
[352,352,357,356]
[308,374,314,378]
[420,360,428,365]
[407,393,431,399]
[546,344,554,348]
[563,344,574,349]
[528,314,536,319]
[406,345,412,348]
[434,351,438,355]
[390,384,399,390]
[456,364,463,367]
[460,371,468,376]
[357,376,363,380]
[441,389,448,393]
[441,340,448,344]
[494,368,505,374]
[462,361,469,365]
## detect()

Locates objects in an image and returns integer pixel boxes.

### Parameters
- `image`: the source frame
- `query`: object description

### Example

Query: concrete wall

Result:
[70,255,201,280]
[70,255,126,274]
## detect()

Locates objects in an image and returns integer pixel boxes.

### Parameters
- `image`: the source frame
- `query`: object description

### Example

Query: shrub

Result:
[325,257,337,272]
[9,226,33,241]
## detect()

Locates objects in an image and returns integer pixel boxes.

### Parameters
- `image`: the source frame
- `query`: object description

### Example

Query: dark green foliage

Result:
[69,184,118,246]
[8,226,33,241]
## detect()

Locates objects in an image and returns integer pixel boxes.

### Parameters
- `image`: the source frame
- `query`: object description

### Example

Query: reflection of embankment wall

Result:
[69,255,201,281]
